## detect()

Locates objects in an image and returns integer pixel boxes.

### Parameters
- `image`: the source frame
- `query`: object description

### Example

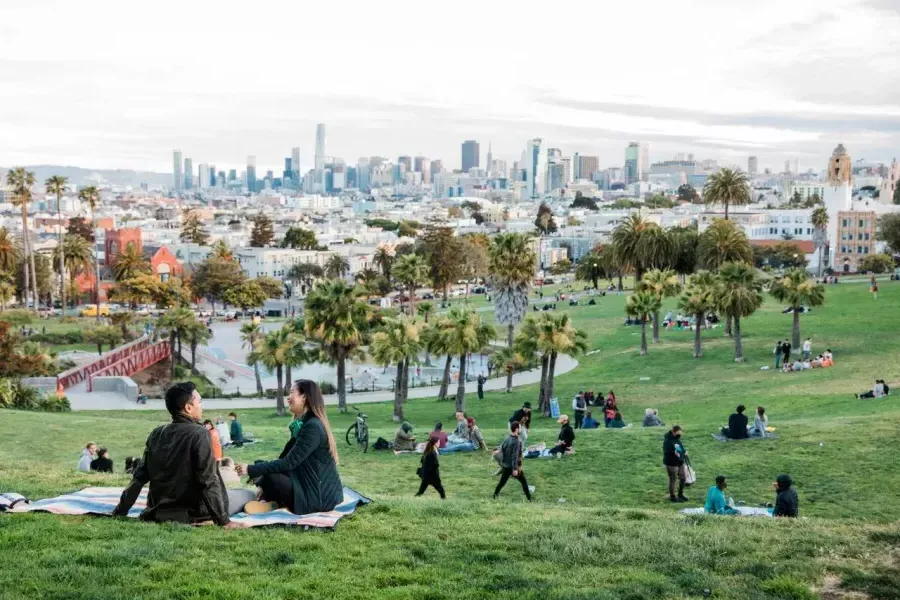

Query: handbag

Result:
[684,456,696,486]
[416,466,423,478]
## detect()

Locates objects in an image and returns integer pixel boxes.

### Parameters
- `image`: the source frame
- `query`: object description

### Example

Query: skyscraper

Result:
[291,147,301,181]
[430,159,444,178]
[784,160,792,174]
[247,156,257,193]
[198,164,209,190]
[315,124,326,193]
[228,169,237,182]
[524,138,546,199]
[357,157,371,191]
[414,156,430,184]
[461,140,480,172]
[398,156,412,173]
[574,155,599,181]
[486,143,493,175]
[624,142,648,185]
[209,164,216,187]
[173,150,183,191]
[748,156,758,176]
[184,157,193,189]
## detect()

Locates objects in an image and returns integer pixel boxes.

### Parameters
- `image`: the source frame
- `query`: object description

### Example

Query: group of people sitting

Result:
[704,474,799,517]
[857,379,891,399]
[720,405,771,439]
[571,390,621,427]
[77,443,114,473]
[661,311,720,331]
[394,412,488,454]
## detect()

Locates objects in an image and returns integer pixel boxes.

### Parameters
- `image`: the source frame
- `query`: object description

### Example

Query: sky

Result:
[2,0,900,175]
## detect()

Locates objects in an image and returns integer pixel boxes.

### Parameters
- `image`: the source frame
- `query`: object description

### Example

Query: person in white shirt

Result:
[802,338,812,360]
[78,442,97,472]
[215,416,232,446]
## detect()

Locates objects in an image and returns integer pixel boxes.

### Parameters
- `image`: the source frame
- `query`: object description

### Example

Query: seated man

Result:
[857,380,885,399]
[721,405,749,439]
[448,411,469,443]
[704,475,738,515]
[548,414,575,455]
[393,421,417,451]
[582,411,600,429]
[642,408,665,427]
[430,422,449,449]
[773,474,798,517]
[113,382,244,527]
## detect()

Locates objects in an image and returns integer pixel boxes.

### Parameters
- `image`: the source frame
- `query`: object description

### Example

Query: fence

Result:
[87,340,171,392]
[57,336,152,389]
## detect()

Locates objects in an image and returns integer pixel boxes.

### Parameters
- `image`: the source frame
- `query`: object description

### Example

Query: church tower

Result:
[823,144,853,270]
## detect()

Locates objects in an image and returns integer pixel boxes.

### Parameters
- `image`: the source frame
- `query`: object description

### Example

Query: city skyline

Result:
[2,0,900,173]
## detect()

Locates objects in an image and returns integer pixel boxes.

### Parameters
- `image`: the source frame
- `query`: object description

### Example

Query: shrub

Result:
[13,384,40,410]
[27,331,84,345]
[37,395,71,412]
[0,309,33,326]
[0,379,14,408]
[318,381,337,395]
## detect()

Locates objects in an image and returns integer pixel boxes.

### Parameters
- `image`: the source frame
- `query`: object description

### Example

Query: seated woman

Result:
[582,411,600,429]
[394,421,417,451]
[236,380,343,515]
[608,411,627,428]
[811,355,824,368]
[857,380,885,399]
[642,408,664,427]
[749,406,768,437]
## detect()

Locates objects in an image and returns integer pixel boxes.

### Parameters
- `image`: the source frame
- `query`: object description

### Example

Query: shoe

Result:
[670,496,679,503]
[242,500,277,514]
[677,495,689,503]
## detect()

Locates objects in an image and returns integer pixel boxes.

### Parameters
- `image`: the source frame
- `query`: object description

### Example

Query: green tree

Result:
[249,213,275,247]
[393,254,429,316]
[158,307,196,378]
[876,214,900,254]
[78,185,101,318]
[575,246,614,289]
[252,328,294,415]
[109,311,136,339]
[7,167,38,311]
[770,268,825,348]
[84,325,123,356]
[373,245,395,279]
[541,313,587,407]
[0,277,15,312]
[669,227,699,280]
[641,269,683,343]
[534,201,558,234]
[812,207,829,276]
[180,210,210,246]
[45,175,68,313]
[241,321,265,396]
[421,320,453,401]
[371,316,422,421]
[183,319,212,374]
[716,262,764,362]
[612,213,673,282]
[52,234,92,294]
[191,257,246,312]
[550,258,572,275]
[281,227,323,250]
[459,234,490,300]
[279,319,308,395]
[677,270,718,358]
[289,263,324,295]
[894,185,900,205]
[440,307,493,412]
[304,280,368,412]
[489,233,535,391]
[112,243,151,282]
[570,192,599,210]
[325,254,350,279]
[420,226,463,302]
[625,290,661,356]
[677,184,700,203]
[223,280,268,313]
[859,253,895,274]
[697,219,752,270]
[255,276,284,300]
[66,216,94,242]
[416,301,436,366]
[0,228,22,277]
[489,346,524,393]
[703,168,750,220]
[210,239,232,260]
[644,194,676,209]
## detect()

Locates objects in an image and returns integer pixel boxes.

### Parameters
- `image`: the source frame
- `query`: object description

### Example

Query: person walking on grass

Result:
[415,436,445,499]
[872,280,879,300]
[663,425,689,503]
[477,374,486,400]
[802,338,812,360]
[493,422,532,501]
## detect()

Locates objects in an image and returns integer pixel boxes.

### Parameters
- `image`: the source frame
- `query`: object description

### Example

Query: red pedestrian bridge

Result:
[57,336,172,392]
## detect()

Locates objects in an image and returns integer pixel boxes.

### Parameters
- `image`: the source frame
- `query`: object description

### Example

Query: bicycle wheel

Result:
[345,423,358,447]
[359,426,369,453]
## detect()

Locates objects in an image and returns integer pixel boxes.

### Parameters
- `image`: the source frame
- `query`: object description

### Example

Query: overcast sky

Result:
[2,0,899,175]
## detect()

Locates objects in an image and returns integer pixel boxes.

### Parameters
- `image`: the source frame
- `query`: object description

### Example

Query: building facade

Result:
[835,211,876,272]
[173,150,183,191]
[461,140,480,172]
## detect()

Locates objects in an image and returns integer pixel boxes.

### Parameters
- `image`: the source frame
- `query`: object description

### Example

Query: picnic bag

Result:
[684,456,696,486]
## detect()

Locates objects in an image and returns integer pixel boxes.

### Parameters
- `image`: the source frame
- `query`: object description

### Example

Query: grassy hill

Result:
[1,281,899,599]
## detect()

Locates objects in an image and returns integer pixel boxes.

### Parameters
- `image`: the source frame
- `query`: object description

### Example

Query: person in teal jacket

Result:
[228,412,244,446]
[704,475,738,515]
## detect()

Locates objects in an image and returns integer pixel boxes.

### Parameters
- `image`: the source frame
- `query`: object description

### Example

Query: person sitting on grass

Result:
[823,349,834,365]
[228,412,246,447]
[215,416,232,447]
[394,421,417,451]
[430,422,449,449]
[114,382,243,527]
[90,448,114,473]
[608,411,627,428]
[603,394,618,427]
[642,408,665,427]
[203,420,223,463]
[582,411,600,429]
[857,379,885,399]
[415,435,446,499]
[549,414,576,456]
[235,380,343,516]
[811,355,824,368]
[750,406,769,437]
[78,442,97,472]
[704,475,738,515]
[450,411,469,441]
[721,405,749,439]
[773,474,798,518]
[466,417,488,450]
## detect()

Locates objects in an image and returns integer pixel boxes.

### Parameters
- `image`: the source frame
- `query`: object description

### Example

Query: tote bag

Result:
[684,456,697,486]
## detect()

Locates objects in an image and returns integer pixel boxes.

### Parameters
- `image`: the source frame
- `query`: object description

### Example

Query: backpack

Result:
[373,437,392,451]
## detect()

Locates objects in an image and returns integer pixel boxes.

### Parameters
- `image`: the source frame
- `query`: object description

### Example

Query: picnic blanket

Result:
[524,448,575,459]
[711,433,780,443]
[680,506,773,518]
[6,486,371,530]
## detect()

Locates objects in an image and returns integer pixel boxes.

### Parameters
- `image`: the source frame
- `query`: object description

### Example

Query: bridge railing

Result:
[87,340,171,392]
[57,336,152,389]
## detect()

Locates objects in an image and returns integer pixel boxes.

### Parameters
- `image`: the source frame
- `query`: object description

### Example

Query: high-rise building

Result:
[183,157,193,189]
[228,169,237,182]
[461,140,480,172]
[398,156,412,173]
[198,164,209,190]
[486,143,493,175]
[430,159,444,178]
[784,160,792,174]
[524,138,547,199]
[624,142,648,185]
[548,163,565,191]
[559,156,572,184]
[173,150,183,191]
[748,156,758,176]
[414,156,430,184]
[357,157,371,191]
[291,147,301,181]
[315,124,326,193]
[217,171,226,187]
[247,156,257,193]
[574,155,599,181]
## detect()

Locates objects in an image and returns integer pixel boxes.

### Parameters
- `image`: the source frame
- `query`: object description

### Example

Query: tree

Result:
[393,254,429,316]
[249,213,275,247]
[570,192,599,210]
[0,322,55,377]
[112,243,151,282]
[0,277,14,312]
[416,301,436,365]
[281,227,323,250]
[540,313,587,408]
[575,246,614,289]
[84,325,123,356]
[790,191,803,207]
[677,270,718,358]
[550,259,571,275]
[489,233,535,391]
[0,228,21,276]
[158,307,195,378]
[183,319,212,374]
[804,193,823,208]
[180,210,209,246]
[78,185,101,318]
[894,185,900,205]
[641,269,683,343]
[716,262,763,362]
[697,219,752,270]
[770,268,825,348]
[644,194,676,209]
[811,207,829,276]
[420,226,463,302]
[110,311,136,339]
[325,254,350,279]
[534,201,558,235]
[210,239,232,260]
[371,316,422,421]
[489,346,524,393]
[876,214,900,254]
[252,328,293,415]
[53,234,92,295]
[703,168,751,219]
[612,213,673,282]
[859,253,895,274]
[279,319,308,395]
[191,257,246,312]
[45,175,68,313]
[304,280,368,412]
[255,276,284,300]
[223,280,268,313]
[421,320,452,401]
[15,254,52,307]
[677,184,700,203]
[240,321,265,396]
[288,263,324,295]
[66,216,94,242]
[669,227,699,280]
[441,307,493,412]
[625,290,661,356]
[7,167,38,311]
[373,244,395,279]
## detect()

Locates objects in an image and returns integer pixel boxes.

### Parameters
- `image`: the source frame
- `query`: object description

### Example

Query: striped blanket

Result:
[8,486,371,530]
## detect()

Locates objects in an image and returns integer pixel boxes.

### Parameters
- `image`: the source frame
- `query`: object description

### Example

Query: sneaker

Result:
[677,495,690,503]
[670,496,680,503]
[242,500,277,514]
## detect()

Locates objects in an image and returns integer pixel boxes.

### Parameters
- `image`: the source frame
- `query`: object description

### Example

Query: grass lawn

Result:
[2,281,900,599]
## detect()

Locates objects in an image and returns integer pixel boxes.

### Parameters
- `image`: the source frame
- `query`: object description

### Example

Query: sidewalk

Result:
[67,354,579,411]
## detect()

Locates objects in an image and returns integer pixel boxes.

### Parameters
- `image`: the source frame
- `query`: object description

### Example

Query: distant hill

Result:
[0,165,172,189]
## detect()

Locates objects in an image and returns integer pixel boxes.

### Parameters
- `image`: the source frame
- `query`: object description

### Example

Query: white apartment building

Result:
[235,247,331,279]
[698,209,815,241]
[784,181,826,203]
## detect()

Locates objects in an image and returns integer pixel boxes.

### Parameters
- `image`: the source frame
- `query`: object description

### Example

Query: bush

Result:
[37,395,71,412]
[13,384,40,410]
[859,253,895,274]
[28,331,84,345]
[318,381,337,395]
[0,309,33,326]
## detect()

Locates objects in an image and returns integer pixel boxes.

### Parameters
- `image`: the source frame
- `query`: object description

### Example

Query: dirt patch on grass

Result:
[820,575,870,600]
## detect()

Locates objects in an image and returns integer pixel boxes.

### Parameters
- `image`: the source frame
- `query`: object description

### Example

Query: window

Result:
[864,233,870,240]
[858,246,863,254]
[864,247,869,254]
[841,246,847,253]
[841,233,847,240]
[794,216,802,223]
[842,219,848,227]
[859,220,865,227]
[782,216,791,223]
[807,228,812,235]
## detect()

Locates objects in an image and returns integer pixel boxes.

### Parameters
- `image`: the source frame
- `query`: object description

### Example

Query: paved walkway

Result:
[67,353,578,411]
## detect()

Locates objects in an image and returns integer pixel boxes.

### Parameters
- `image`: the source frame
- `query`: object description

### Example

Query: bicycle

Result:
[345,405,369,453]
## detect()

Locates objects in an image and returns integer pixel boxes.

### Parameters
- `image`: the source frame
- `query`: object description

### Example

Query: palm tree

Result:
[575,246,614,289]
[392,253,429,316]
[0,275,15,312]
[371,316,422,421]
[78,186,101,320]
[253,328,293,416]
[416,301,436,365]
[241,321,265,396]
[324,254,350,280]
[716,262,764,362]
[489,346,524,394]
[516,316,549,410]
[304,279,368,412]
[612,214,672,283]
[7,168,38,311]
[112,243,151,281]
[441,307,493,412]
[183,319,212,375]
[489,233,535,391]
[677,270,717,358]
[697,219,753,270]
[53,234,92,307]
[0,228,22,276]
[703,168,751,220]
[769,268,825,348]
[158,307,195,378]
[812,207,829,276]
[280,319,307,394]
[110,312,136,339]
[641,268,682,343]
[421,320,453,401]
[626,290,661,356]
[373,245,395,279]
[540,313,588,408]
[45,175,68,313]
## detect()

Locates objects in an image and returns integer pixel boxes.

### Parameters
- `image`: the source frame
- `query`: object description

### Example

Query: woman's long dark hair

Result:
[293,379,339,464]
[423,435,440,455]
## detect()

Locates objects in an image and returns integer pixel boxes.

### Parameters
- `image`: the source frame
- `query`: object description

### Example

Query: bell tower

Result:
[823,144,853,271]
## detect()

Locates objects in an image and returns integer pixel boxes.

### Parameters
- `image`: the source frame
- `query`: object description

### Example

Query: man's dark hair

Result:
[228,412,237,418]
[510,421,520,433]
[203,419,213,426]
[165,382,197,416]
[672,425,682,433]
[737,405,746,414]
[97,447,108,458]
[434,422,443,431]
[715,475,726,487]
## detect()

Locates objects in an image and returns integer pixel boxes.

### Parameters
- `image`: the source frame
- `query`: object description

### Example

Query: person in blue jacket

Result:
[704,475,738,515]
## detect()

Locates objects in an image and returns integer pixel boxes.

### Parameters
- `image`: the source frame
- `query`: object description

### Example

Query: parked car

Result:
[81,304,111,317]
[422,292,435,300]
[472,286,486,294]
